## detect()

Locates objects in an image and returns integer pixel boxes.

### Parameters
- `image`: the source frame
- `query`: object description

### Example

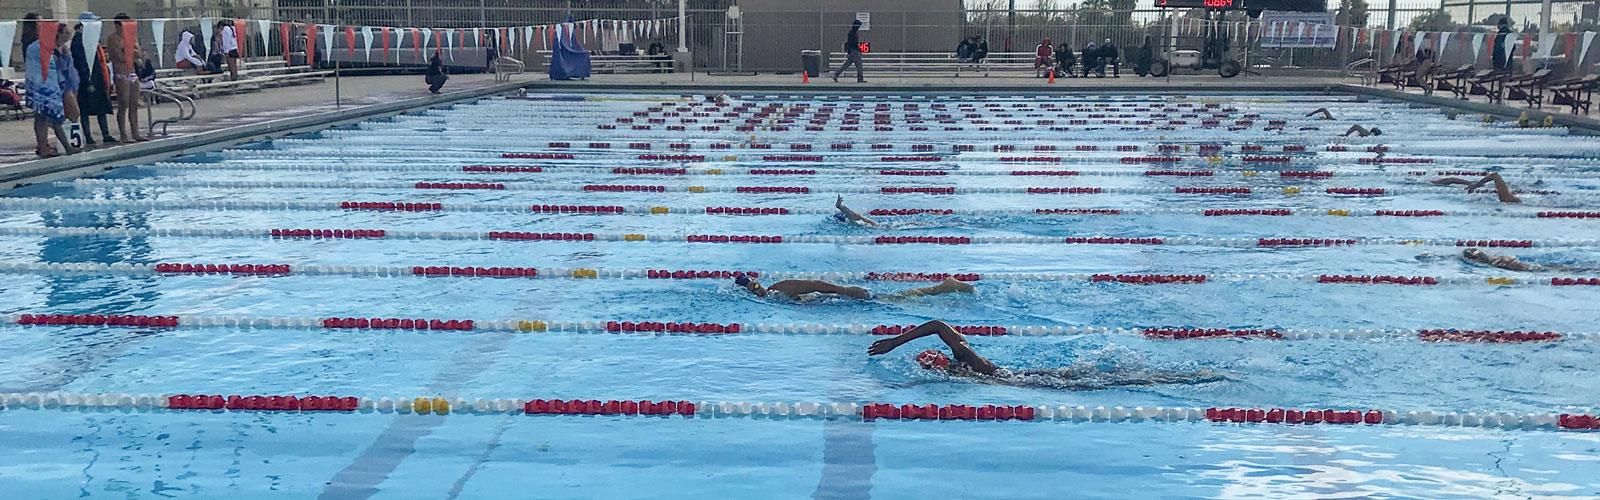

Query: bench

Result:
[158,65,330,98]
[1467,69,1510,103]
[1376,60,1417,86]
[1505,69,1554,107]
[1550,74,1598,114]
[825,51,970,77]
[534,51,672,74]
[1430,64,1474,97]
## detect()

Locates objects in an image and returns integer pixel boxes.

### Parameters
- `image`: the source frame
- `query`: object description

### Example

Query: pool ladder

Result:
[143,87,197,138]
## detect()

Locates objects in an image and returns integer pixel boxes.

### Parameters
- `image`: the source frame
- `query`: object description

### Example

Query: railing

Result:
[144,88,197,138]
[1347,58,1378,85]
[492,56,526,82]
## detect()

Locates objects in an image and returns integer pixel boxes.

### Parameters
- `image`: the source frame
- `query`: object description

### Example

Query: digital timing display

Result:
[1157,0,1238,9]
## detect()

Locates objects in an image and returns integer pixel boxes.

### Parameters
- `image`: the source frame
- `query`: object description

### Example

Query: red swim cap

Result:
[916,349,950,370]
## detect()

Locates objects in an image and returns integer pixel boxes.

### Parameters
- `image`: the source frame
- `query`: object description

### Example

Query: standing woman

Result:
[218,20,240,81]
[73,12,117,145]
[105,14,148,143]
[21,14,78,158]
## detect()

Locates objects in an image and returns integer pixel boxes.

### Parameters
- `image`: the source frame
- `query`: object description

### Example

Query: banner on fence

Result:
[1259,10,1336,49]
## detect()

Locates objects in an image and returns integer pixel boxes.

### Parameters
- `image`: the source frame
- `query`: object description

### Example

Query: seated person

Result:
[1034,36,1054,77]
[1081,42,1101,77]
[174,30,208,74]
[869,320,1227,390]
[1054,43,1075,77]
[735,276,974,301]
[1429,172,1520,203]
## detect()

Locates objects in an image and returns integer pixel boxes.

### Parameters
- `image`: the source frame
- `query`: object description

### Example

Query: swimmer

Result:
[735,275,974,301]
[1306,108,1335,120]
[1342,124,1382,137]
[1459,248,1600,273]
[1429,172,1520,203]
[868,320,1227,390]
[834,195,879,227]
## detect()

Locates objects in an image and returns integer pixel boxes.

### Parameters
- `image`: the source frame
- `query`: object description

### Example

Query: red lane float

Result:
[500,153,575,159]
[1092,274,1206,284]
[1121,157,1182,164]
[1559,414,1600,429]
[584,185,666,192]
[706,207,790,215]
[1242,156,1292,163]
[1359,157,1432,164]
[530,205,624,214]
[1206,407,1380,424]
[1326,188,1385,195]
[156,263,290,275]
[169,394,360,411]
[645,270,759,279]
[17,313,178,327]
[1176,187,1251,195]
[1551,277,1600,286]
[1063,237,1164,244]
[1318,275,1439,285]
[685,235,783,243]
[1145,328,1283,340]
[868,209,954,216]
[1455,239,1534,248]
[882,187,956,194]
[1257,238,1357,247]
[1028,187,1104,194]
[463,166,542,173]
[1011,170,1079,176]
[487,232,595,241]
[863,403,1034,421]
[1280,171,1332,178]
[1376,210,1444,217]
[880,156,942,162]
[736,186,810,194]
[322,317,476,330]
[880,170,948,176]
[1535,211,1600,219]
[1283,145,1307,152]
[871,324,1006,336]
[762,155,822,162]
[415,182,504,190]
[1204,209,1290,216]
[605,321,740,334]
[749,169,816,175]
[271,229,386,239]
[864,272,981,282]
[413,266,538,277]
[341,202,444,211]
[874,236,972,245]
[1146,170,1213,177]
[1001,156,1062,163]
[614,167,687,175]
[1418,329,1562,343]
[525,399,696,416]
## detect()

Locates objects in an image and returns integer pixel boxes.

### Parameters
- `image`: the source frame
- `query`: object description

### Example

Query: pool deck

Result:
[4,70,1599,187]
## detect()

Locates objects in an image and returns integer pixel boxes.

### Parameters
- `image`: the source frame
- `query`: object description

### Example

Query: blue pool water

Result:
[1,92,1598,499]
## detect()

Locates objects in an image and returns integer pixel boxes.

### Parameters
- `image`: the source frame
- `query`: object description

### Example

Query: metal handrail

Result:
[1347,58,1377,85]
[144,87,197,138]
[492,56,526,82]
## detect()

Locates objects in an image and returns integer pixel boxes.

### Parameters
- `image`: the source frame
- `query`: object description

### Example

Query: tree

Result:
[1337,0,1369,28]
[1409,9,1455,32]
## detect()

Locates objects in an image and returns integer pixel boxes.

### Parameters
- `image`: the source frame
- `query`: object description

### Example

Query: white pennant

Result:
[393,27,404,63]
[1472,33,1485,61]
[444,28,454,61]
[1411,31,1424,55]
[1438,32,1451,55]
[80,21,101,67]
[1538,33,1556,58]
[322,24,334,60]
[471,28,480,49]
[1389,29,1402,55]
[524,26,534,53]
[152,19,167,65]
[200,18,213,52]
[0,21,13,67]
[422,28,432,55]
[256,19,271,52]
[362,26,374,61]
[1581,32,1597,67]
[1504,33,1520,61]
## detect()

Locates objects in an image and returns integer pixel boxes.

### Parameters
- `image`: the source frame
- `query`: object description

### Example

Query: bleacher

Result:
[823,51,1113,78]
[534,51,673,74]
[155,58,332,98]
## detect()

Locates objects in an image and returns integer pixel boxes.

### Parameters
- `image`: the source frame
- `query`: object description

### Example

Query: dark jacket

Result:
[845,27,861,53]
[71,31,113,116]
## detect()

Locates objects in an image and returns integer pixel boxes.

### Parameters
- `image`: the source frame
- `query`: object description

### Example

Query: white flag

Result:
[0,21,13,67]
[80,21,101,66]
[422,28,433,54]
[256,19,271,51]
[1537,32,1556,58]
[322,24,334,60]
[1581,32,1597,67]
[393,27,404,63]
[444,28,454,60]
[152,19,167,65]
[199,18,213,51]
[1505,33,1520,61]
[1438,32,1451,55]
[361,26,374,60]
[1411,31,1424,55]
[524,26,534,52]
[1472,33,1486,61]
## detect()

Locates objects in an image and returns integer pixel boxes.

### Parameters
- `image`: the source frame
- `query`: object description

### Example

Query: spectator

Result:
[832,19,865,83]
[1131,35,1155,76]
[1492,18,1512,71]
[1101,38,1119,77]
[73,12,116,145]
[175,29,208,74]
[22,14,78,158]
[207,24,226,74]
[425,53,448,94]
[56,25,81,144]
[1034,36,1053,77]
[972,36,989,63]
[0,80,19,107]
[1081,41,1101,77]
[106,14,147,143]
[218,20,240,81]
[1054,42,1075,78]
[956,37,973,61]
[1414,47,1436,95]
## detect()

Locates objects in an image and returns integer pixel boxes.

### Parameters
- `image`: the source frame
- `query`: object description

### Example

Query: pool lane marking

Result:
[4,393,1597,432]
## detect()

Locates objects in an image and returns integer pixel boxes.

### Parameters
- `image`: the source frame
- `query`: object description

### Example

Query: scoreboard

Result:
[1156,0,1239,9]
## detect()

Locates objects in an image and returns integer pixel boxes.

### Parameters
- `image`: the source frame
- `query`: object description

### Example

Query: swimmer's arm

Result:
[779,280,872,299]
[867,320,997,375]
[1095,369,1228,388]
[836,195,879,227]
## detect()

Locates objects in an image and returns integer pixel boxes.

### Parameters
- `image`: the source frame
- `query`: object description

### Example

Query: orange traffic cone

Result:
[1048,70,1055,84]
[803,72,810,83]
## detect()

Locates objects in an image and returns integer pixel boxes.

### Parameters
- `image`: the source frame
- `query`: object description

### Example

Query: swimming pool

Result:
[1,92,1597,498]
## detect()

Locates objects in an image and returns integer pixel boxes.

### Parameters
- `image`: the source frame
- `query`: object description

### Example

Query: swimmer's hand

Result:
[836,195,846,210]
[868,338,902,356]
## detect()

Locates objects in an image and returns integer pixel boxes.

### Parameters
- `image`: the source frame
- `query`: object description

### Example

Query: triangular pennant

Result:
[1521,34,1532,64]
[234,20,247,57]
[280,22,292,62]
[121,20,138,69]
[1538,32,1556,58]
[423,28,434,55]
[1582,32,1597,68]
[1473,32,1486,61]
[305,23,318,66]
[81,21,101,69]
[1439,32,1451,55]
[151,20,166,65]
[200,18,213,51]
[381,26,391,62]
[393,26,403,63]
[1411,31,1424,56]
[362,26,374,61]
[524,26,534,55]
[39,21,58,80]
[346,26,355,58]
[411,28,421,61]
[1504,33,1520,63]
[321,24,334,62]
[1565,33,1579,68]
[471,28,480,49]
[444,28,454,61]
[256,20,271,54]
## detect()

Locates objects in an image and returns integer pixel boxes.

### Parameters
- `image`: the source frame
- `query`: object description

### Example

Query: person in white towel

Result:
[174,29,209,75]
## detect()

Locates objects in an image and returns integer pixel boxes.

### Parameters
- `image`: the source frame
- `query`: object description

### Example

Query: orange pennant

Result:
[346,26,356,58]
[411,28,421,61]
[122,20,138,68]
[234,20,247,57]
[39,21,58,80]
[306,23,318,66]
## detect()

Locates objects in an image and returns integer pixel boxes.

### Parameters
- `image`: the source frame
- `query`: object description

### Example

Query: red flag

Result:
[411,28,421,61]
[280,22,292,62]
[1484,33,1494,63]
[345,26,356,58]
[1566,33,1579,68]
[39,21,57,80]
[122,20,138,69]
[235,20,247,57]
[381,27,391,62]
[1522,35,1532,65]
[500,27,510,53]
[305,23,318,66]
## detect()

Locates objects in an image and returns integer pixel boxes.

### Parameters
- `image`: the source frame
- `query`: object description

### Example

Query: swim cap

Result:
[734,275,754,286]
[832,212,848,222]
[916,349,950,370]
